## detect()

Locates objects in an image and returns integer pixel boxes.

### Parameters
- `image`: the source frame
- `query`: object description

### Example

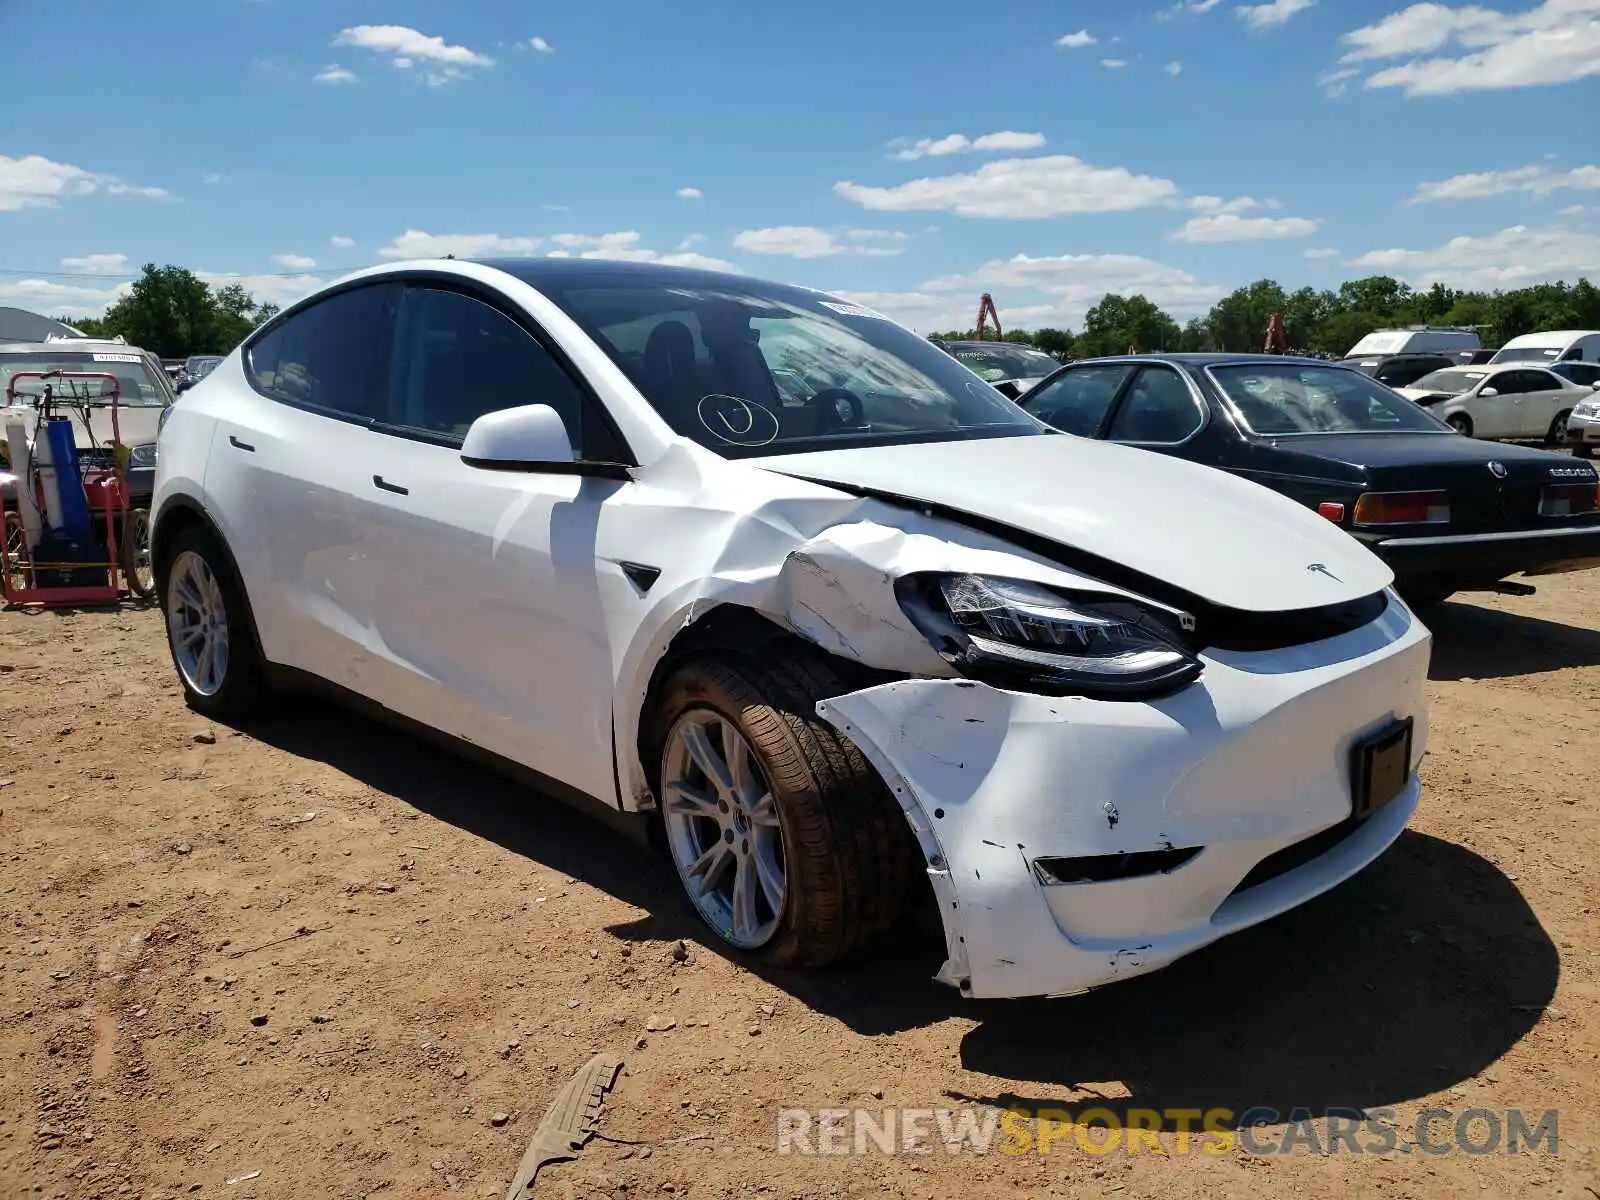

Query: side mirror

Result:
[460,404,575,470]
[1479,387,1499,397]
[1591,382,1600,391]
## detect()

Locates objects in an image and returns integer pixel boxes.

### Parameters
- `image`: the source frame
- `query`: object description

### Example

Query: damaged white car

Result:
[151,259,1431,1000]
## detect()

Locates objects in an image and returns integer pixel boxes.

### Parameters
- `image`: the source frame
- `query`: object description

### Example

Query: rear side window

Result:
[1106,367,1204,443]
[247,285,390,420]
[1019,364,1131,436]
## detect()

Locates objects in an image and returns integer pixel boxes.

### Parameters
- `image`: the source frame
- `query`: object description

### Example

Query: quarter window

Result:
[246,284,390,420]
[385,286,591,443]
[1106,367,1203,443]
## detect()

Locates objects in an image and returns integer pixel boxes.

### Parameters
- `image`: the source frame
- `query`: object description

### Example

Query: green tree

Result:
[1077,294,1180,357]
[94,264,277,358]
[1205,279,1288,351]
[1337,276,1412,319]
[1031,327,1075,358]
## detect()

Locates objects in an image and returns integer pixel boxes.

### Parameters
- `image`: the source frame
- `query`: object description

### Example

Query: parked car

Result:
[1345,327,1481,358]
[175,355,225,393]
[1489,329,1600,368]
[0,339,171,508]
[1017,353,1600,607]
[152,259,1430,1000]
[1391,362,1592,442]
[1340,352,1459,389]
[932,340,1061,397]
[1550,360,1600,388]
[1567,394,1600,458]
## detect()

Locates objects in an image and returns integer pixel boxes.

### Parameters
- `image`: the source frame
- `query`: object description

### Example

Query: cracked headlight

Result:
[897,573,1202,699]
[127,442,158,469]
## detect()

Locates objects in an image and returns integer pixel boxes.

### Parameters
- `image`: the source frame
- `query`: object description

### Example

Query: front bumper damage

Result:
[816,595,1431,1000]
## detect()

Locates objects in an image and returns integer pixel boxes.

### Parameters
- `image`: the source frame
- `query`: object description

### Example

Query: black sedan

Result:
[1016,354,1600,606]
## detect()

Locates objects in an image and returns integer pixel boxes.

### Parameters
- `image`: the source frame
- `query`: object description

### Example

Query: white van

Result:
[1489,330,1600,367]
[1345,327,1482,358]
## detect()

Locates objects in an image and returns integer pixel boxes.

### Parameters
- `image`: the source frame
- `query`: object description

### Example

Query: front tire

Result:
[159,526,269,718]
[647,650,916,967]
[1447,414,1472,436]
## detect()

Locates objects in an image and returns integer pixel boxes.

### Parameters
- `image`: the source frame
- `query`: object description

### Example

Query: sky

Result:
[0,0,1596,334]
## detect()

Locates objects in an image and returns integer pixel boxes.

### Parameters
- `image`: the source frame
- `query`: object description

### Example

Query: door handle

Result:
[229,435,255,452]
[372,475,409,495]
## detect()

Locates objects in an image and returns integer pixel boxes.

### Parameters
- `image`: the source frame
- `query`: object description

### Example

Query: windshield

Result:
[1492,345,1561,363]
[944,343,1060,382]
[0,351,171,408]
[537,277,1044,457]
[1412,368,1487,393]
[1211,363,1450,435]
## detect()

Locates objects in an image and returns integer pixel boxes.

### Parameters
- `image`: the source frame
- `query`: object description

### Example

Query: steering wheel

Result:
[804,387,868,434]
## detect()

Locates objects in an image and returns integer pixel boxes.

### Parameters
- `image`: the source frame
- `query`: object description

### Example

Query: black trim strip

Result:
[459,456,633,480]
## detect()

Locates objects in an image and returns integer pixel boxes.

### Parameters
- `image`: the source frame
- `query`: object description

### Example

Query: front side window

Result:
[1017,364,1132,436]
[519,275,1042,458]
[1210,363,1451,435]
[1106,367,1204,443]
[247,284,389,420]
[1493,345,1561,364]
[384,287,591,442]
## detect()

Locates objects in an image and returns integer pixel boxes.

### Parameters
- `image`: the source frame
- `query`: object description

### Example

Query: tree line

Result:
[934,276,1600,360]
[57,264,1600,363]
[59,265,280,360]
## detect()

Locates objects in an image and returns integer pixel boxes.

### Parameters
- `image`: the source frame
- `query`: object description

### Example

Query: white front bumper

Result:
[1570,413,1600,442]
[818,595,1431,1000]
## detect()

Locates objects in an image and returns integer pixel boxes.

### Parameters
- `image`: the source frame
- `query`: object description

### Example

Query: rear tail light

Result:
[1353,491,1451,526]
[1539,483,1600,517]
[1317,501,1347,522]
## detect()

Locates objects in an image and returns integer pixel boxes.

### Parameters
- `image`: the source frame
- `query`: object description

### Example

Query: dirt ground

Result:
[1,576,1597,1200]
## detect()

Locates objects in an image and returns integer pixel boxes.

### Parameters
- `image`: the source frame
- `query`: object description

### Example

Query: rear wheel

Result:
[119,508,155,600]
[1446,414,1472,436]
[1548,409,1572,445]
[2,511,31,597]
[160,526,269,718]
[648,650,916,966]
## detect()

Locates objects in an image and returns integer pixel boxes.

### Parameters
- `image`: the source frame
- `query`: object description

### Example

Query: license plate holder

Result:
[1350,717,1413,820]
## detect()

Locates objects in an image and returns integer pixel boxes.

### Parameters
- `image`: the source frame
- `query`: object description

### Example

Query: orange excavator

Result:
[1264,312,1289,355]
[975,293,1002,340]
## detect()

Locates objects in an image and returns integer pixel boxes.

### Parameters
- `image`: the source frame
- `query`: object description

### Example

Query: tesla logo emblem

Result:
[1488,461,1508,478]
[1308,563,1342,582]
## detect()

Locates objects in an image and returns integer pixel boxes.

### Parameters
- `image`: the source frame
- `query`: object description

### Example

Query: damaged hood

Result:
[748,434,1394,613]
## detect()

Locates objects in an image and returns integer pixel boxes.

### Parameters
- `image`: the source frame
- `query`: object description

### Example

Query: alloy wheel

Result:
[167,549,231,696]
[660,710,787,949]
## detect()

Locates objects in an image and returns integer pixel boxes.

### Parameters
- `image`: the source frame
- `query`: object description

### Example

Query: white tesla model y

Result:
[152,259,1431,1000]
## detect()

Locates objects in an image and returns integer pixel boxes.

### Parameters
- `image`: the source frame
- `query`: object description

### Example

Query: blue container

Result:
[44,416,93,542]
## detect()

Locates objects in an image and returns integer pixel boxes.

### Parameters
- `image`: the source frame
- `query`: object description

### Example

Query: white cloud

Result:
[1238,0,1317,30]
[1101,58,1129,68]
[393,57,413,69]
[378,229,544,259]
[678,234,706,249]
[1188,195,1279,215]
[1336,0,1600,96]
[888,131,1047,161]
[836,154,1179,219]
[329,236,356,248]
[1560,204,1589,216]
[1347,222,1600,289]
[1304,246,1341,258]
[1172,213,1321,242]
[314,65,357,85]
[197,271,324,310]
[528,36,553,53]
[60,253,129,273]
[203,173,223,185]
[1409,163,1600,203]
[676,186,703,198]
[335,25,492,67]
[731,227,908,259]
[1056,29,1098,47]
[1166,61,1184,75]
[272,253,317,270]
[0,153,170,212]
[0,276,132,319]
[546,231,738,271]
[850,251,1226,333]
